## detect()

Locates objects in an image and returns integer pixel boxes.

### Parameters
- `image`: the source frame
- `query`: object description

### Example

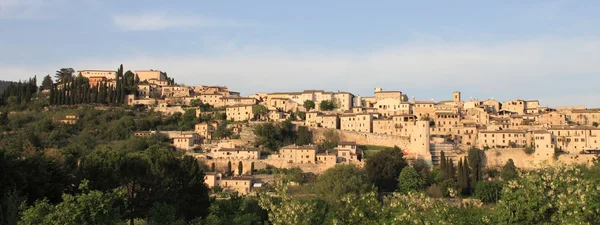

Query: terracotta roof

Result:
[219,148,260,152]
[281,144,317,150]
[479,130,527,134]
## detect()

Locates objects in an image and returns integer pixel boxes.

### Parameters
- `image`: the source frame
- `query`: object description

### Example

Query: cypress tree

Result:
[238,161,243,176]
[227,161,232,177]
[463,158,470,194]
[211,163,215,172]
[250,162,255,175]
[457,158,464,187]
[440,151,447,180]
[448,158,455,181]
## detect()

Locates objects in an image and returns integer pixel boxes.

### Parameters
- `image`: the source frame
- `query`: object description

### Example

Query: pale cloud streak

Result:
[2,37,600,107]
[113,11,252,31]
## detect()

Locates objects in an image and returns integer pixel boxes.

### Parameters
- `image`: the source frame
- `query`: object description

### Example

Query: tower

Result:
[453,91,461,102]
[411,121,432,161]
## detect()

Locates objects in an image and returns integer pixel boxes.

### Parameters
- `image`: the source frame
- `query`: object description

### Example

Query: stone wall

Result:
[472,148,596,170]
[197,157,337,175]
[310,128,411,150]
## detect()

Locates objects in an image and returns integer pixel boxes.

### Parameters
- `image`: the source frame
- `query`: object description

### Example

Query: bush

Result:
[524,145,535,155]
[474,181,502,203]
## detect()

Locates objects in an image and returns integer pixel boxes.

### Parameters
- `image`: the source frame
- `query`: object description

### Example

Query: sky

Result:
[1,0,600,107]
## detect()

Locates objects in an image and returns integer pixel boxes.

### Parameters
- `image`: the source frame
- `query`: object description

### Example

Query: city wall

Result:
[310,128,411,150]
[459,148,597,170]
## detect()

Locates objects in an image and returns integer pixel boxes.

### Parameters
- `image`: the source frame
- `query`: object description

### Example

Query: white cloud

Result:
[2,37,600,107]
[113,11,252,31]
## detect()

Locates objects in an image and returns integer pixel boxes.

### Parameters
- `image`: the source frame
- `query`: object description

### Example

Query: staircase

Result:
[430,143,458,166]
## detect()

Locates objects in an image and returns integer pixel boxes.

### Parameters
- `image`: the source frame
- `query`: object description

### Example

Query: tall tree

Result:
[227,161,232,177]
[365,146,407,192]
[314,164,373,207]
[238,161,243,176]
[41,75,53,90]
[468,148,483,189]
[397,167,425,193]
[55,68,75,84]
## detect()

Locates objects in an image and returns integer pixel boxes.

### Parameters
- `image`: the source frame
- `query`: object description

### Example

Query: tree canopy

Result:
[365,146,407,192]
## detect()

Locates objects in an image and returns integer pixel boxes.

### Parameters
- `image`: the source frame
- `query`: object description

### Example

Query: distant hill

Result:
[0,80,14,94]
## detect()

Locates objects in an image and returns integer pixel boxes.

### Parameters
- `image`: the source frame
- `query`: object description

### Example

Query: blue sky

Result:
[1,0,600,107]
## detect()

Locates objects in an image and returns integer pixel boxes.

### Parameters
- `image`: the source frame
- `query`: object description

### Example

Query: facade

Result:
[78,70,117,87]
[339,113,374,133]
[276,144,318,164]
[195,122,214,140]
[306,112,339,129]
[548,126,600,154]
[477,130,528,149]
[135,70,167,82]
[133,131,200,150]
[213,147,261,160]
[226,104,254,122]
[413,101,435,119]
[204,173,253,195]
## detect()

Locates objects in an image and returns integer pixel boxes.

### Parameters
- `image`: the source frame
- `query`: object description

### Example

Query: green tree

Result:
[500,159,518,181]
[40,75,53,91]
[238,161,243,176]
[55,68,74,84]
[313,164,373,207]
[303,100,316,111]
[594,122,600,127]
[19,180,125,225]
[252,105,268,120]
[365,146,407,192]
[468,148,483,189]
[319,100,335,111]
[211,163,216,172]
[0,190,26,225]
[227,161,232,177]
[295,126,312,145]
[147,203,185,225]
[397,167,425,193]
[474,181,502,203]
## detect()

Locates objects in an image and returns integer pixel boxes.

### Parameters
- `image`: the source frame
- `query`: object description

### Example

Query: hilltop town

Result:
[69,68,600,193]
[2,66,600,224]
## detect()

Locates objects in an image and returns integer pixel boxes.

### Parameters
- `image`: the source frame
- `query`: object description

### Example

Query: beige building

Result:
[135,70,167,82]
[134,131,200,150]
[276,144,318,164]
[212,147,261,160]
[339,113,374,133]
[413,101,435,119]
[161,86,190,98]
[548,126,600,154]
[306,112,339,129]
[266,90,355,111]
[431,112,460,136]
[536,111,567,126]
[570,108,600,126]
[226,104,254,121]
[195,122,214,140]
[204,173,253,195]
[78,70,117,86]
[477,130,528,149]
[531,130,554,159]
[335,142,362,163]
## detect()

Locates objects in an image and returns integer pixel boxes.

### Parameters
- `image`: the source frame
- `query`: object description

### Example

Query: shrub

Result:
[474,181,502,203]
